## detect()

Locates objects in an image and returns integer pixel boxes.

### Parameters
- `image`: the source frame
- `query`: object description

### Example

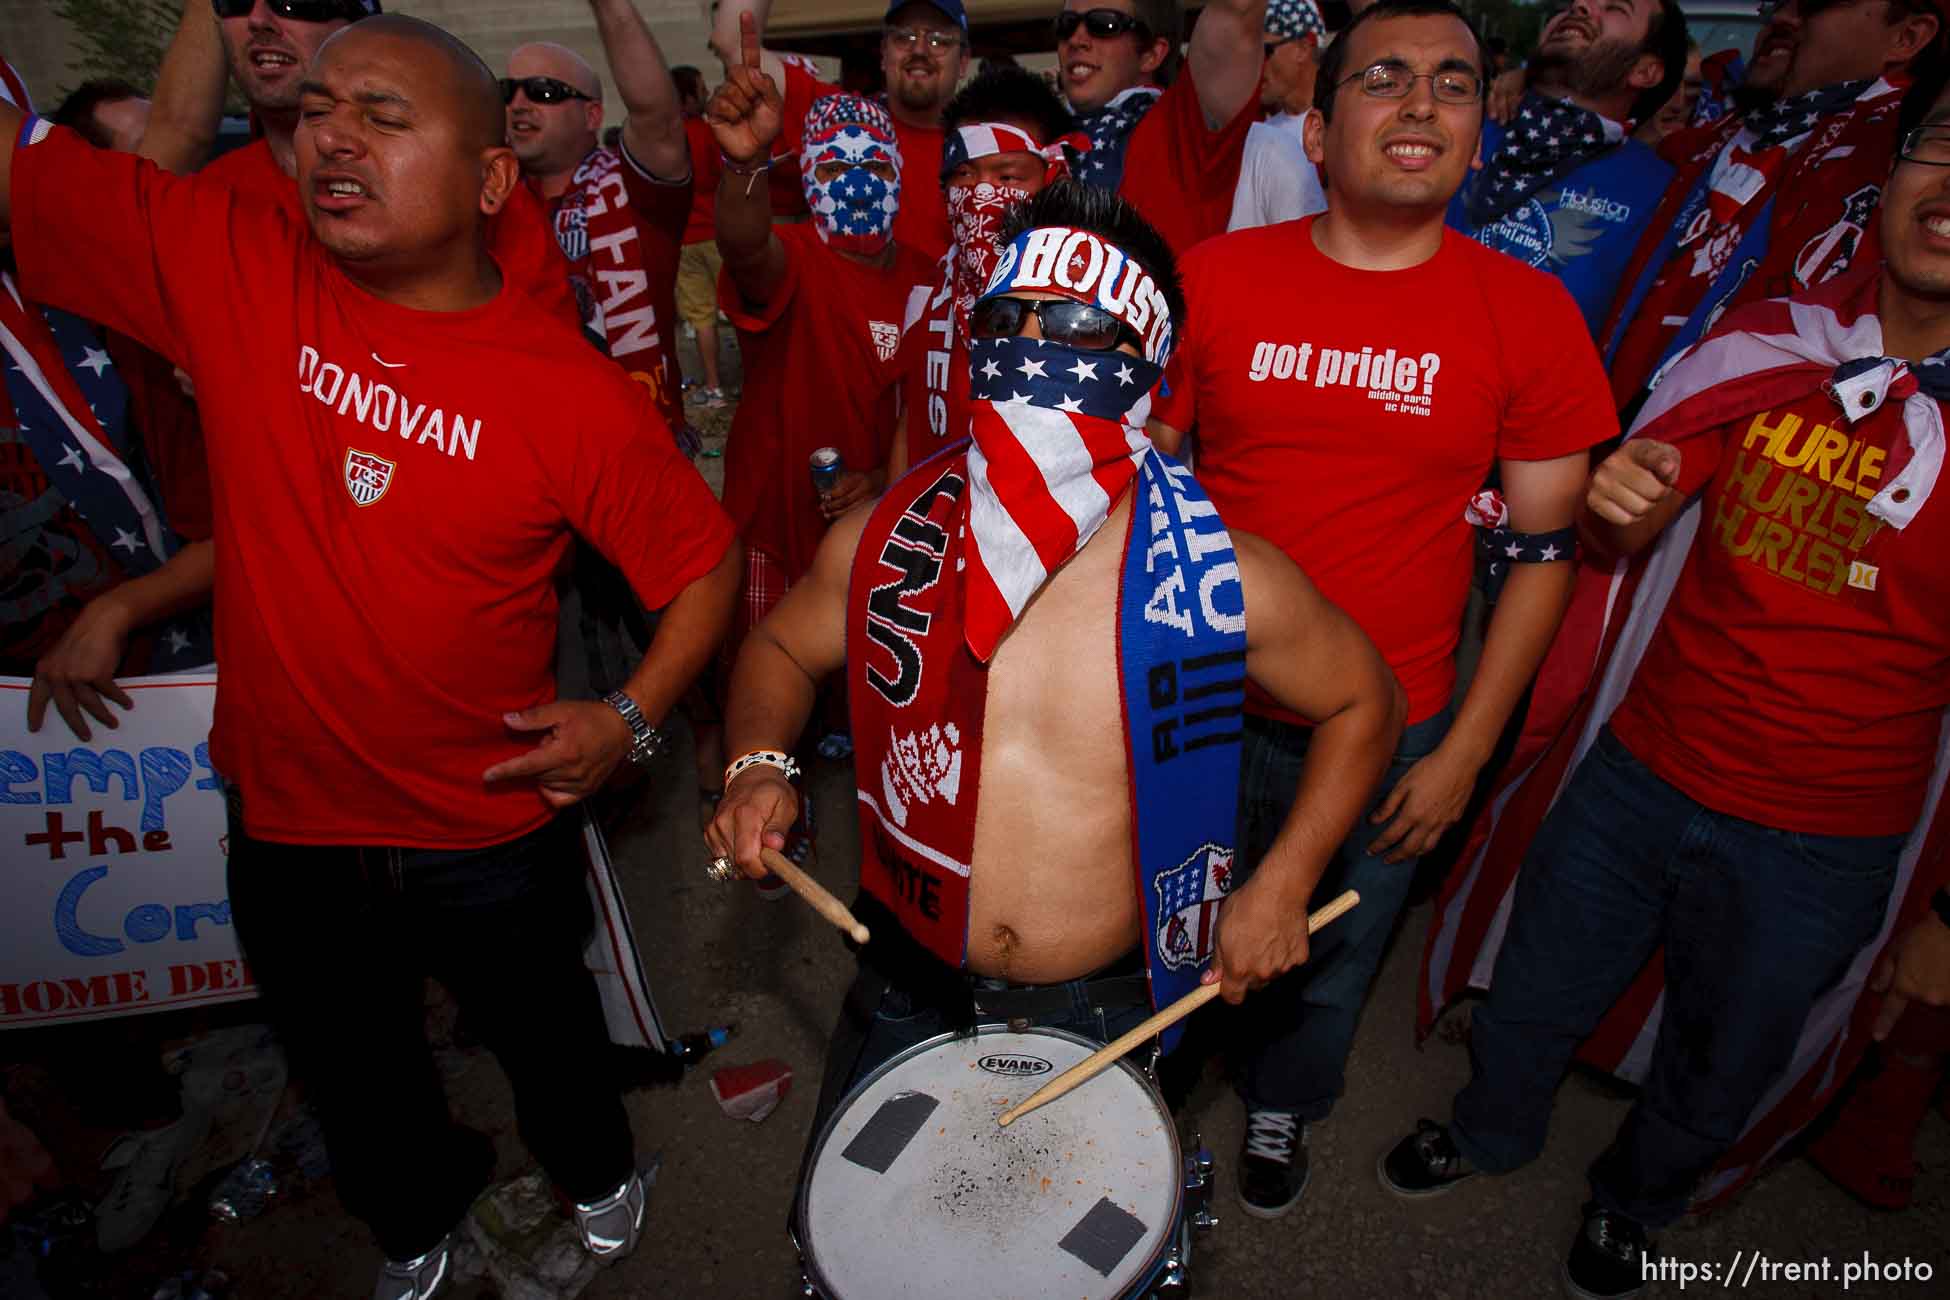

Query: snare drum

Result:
[796,1026,1186,1299]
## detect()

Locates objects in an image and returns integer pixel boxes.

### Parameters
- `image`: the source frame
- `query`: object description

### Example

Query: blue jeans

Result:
[1451,726,1904,1226]
[1230,707,1454,1118]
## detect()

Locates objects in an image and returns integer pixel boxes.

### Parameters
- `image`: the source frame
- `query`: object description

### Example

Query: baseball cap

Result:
[885,0,969,36]
[1265,0,1327,42]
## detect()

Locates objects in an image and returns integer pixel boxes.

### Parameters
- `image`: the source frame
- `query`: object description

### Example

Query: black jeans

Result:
[225,803,635,1260]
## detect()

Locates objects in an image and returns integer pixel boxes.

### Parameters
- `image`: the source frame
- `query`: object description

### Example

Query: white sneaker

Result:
[372,1231,455,1300]
[572,1162,652,1261]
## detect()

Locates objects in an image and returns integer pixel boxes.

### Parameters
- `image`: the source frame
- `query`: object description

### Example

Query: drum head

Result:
[799,1026,1181,1300]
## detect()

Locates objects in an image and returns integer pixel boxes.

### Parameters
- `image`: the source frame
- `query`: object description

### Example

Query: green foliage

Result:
[51,0,181,96]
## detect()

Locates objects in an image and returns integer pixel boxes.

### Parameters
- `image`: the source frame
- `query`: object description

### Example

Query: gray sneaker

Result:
[573,1164,650,1261]
[372,1232,454,1300]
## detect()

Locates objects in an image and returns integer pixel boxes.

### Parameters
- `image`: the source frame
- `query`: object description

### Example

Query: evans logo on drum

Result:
[978,1054,1054,1077]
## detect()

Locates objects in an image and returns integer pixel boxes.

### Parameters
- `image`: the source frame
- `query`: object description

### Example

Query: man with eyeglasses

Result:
[502,2,695,448]
[1391,64,1950,1300]
[1228,0,1334,231]
[1056,0,1269,254]
[708,178,1402,1164]
[713,0,967,259]
[1602,0,1944,410]
[1447,0,1687,335]
[142,2,577,325]
[1150,0,1617,1222]
[0,14,741,1299]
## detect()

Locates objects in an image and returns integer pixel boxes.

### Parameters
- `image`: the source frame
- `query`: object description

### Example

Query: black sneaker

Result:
[1237,1108,1309,1219]
[1563,1202,1651,1300]
[1379,1118,1480,1198]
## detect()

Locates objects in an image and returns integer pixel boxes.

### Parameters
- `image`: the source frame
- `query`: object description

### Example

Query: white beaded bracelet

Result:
[724,750,802,787]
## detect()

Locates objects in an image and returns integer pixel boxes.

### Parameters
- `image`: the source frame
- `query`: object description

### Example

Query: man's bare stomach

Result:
[962,494,1143,985]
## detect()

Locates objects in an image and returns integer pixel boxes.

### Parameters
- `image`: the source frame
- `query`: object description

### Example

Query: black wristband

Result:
[1931,887,1950,929]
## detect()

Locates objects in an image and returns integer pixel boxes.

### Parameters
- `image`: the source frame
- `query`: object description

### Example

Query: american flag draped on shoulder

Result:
[1420,268,1949,1208]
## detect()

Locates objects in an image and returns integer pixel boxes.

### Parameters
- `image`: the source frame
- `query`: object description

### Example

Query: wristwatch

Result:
[603,690,669,767]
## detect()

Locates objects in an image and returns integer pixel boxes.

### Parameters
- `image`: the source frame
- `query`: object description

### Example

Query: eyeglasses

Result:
[211,0,366,21]
[1053,9,1152,42]
[885,27,965,54]
[1335,62,1484,104]
[1900,124,1950,165]
[498,76,596,106]
[971,296,1144,354]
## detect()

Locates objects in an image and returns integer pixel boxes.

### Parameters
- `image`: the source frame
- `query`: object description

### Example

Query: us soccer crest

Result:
[344,449,395,507]
[869,319,901,362]
[1154,842,1234,972]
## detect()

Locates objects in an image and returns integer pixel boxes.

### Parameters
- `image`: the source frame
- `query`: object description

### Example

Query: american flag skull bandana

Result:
[801,94,902,252]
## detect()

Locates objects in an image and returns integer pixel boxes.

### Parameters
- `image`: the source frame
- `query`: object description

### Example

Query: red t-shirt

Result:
[199,137,581,331]
[1156,218,1616,723]
[536,143,692,435]
[13,127,735,848]
[682,115,722,247]
[781,62,950,262]
[892,251,968,470]
[718,224,932,580]
[1117,66,1256,256]
[1607,390,1950,836]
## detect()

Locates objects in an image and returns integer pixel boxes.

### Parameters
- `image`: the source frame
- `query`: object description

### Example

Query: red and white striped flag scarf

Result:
[957,224,1173,660]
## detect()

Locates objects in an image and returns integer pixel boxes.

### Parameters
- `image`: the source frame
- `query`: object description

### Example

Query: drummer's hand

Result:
[1203,876,1310,1005]
[704,766,799,880]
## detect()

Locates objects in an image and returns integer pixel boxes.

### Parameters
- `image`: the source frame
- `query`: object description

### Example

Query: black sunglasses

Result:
[211,0,368,21]
[499,76,596,106]
[1053,9,1153,42]
[971,296,1144,354]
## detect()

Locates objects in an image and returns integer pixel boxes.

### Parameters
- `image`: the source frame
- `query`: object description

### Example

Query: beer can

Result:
[810,447,843,496]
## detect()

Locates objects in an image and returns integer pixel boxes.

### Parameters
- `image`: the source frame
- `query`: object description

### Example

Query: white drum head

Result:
[800,1026,1181,1300]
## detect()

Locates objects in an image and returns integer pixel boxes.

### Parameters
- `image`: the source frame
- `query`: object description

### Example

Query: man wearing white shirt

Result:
[1229,0,1331,230]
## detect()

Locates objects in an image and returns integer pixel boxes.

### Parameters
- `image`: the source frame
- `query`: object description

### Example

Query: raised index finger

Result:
[741,10,761,70]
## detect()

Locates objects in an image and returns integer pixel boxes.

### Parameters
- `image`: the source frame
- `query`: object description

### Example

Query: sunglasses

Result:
[211,0,368,21]
[499,76,596,106]
[1053,9,1153,42]
[971,296,1144,354]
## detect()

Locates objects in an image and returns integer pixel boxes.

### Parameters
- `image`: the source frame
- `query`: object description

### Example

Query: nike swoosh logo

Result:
[371,352,407,369]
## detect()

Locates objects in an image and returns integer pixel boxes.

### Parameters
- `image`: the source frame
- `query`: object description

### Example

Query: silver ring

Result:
[706,855,738,884]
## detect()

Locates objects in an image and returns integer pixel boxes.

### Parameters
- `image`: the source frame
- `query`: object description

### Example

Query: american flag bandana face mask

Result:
[801,94,902,255]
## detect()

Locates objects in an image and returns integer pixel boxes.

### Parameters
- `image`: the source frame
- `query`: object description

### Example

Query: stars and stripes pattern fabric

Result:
[800,95,902,254]
[1265,0,1327,42]
[961,333,1162,660]
[1464,93,1621,227]
[1072,86,1161,191]
[1420,270,1948,1210]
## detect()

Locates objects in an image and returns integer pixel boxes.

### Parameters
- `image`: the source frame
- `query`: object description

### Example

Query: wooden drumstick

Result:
[759,847,871,945]
[997,889,1360,1128]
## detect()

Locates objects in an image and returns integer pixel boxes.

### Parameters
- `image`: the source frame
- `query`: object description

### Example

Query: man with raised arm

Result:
[505,0,694,438]
[0,16,738,1298]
